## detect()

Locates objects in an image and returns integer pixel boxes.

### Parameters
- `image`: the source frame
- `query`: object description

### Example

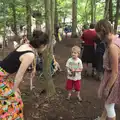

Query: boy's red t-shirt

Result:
[81,29,96,46]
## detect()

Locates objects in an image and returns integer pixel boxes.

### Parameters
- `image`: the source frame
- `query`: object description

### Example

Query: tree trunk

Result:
[51,0,55,52]
[114,0,120,34]
[85,0,89,23]
[25,0,32,40]
[11,0,17,35]
[42,49,56,97]
[54,0,59,41]
[104,0,111,19]
[94,0,96,22]
[109,0,113,23]
[43,0,56,97]
[71,0,77,38]
[36,19,41,30]
[2,0,6,59]
[91,0,96,23]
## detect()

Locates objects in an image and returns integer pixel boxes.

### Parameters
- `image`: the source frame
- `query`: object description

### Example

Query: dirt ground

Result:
[1,37,120,120]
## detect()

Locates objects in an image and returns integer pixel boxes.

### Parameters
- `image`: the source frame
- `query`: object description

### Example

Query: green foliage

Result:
[0,0,119,32]
[57,0,72,22]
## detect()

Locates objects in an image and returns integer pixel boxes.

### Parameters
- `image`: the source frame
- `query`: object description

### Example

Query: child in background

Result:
[66,46,83,101]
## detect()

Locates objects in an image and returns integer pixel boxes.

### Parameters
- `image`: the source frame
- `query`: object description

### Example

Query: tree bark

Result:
[54,0,59,41]
[91,0,96,23]
[2,0,6,59]
[114,0,120,34]
[108,0,113,23]
[71,0,77,38]
[25,0,32,40]
[85,0,89,23]
[11,0,17,35]
[36,19,41,30]
[43,0,56,97]
[104,0,111,19]
[51,0,55,53]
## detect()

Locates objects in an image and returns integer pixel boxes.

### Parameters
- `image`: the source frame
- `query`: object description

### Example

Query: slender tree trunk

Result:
[91,0,96,23]
[54,0,58,26]
[54,0,59,41]
[36,19,41,30]
[94,0,96,22]
[43,0,56,97]
[51,0,55,53]
[11,0,17,35]
[71,0,77,38]
[109,0,113,23]
[91,0,93,23]
[85,0,89,23]
[25,0,32,40]
[114,0,120,34]
[2,0,6,59]
[104,0,110,19]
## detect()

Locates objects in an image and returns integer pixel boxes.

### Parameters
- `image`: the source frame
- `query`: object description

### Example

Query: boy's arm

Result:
[66,59,72,74]
[66,67,72,74]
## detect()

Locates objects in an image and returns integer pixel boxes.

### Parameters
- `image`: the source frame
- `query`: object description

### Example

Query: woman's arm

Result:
[13,53,35,92]
[106,44,118,90]
[31,54,36,78]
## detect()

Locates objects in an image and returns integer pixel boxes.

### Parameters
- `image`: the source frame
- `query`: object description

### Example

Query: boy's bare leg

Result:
[76,91,82,101]
[67,91,72,100]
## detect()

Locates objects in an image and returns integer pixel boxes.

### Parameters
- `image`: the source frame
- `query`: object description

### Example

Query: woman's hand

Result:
[70,68,75,72]
[14,88,21,99]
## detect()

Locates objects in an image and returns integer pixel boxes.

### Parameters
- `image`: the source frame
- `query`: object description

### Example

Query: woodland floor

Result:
[1,36,120,120]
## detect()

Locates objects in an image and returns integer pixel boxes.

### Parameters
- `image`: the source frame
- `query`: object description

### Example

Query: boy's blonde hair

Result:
[72,46,81,54]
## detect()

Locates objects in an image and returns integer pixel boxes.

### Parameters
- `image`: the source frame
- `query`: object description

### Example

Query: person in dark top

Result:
[94,35,106,80]
[0,30,49,119]
[81,23,96,76]
[55,24,60,41]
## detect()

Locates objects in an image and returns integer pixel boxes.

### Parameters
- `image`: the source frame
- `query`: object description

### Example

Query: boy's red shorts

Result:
[66,79,81,91]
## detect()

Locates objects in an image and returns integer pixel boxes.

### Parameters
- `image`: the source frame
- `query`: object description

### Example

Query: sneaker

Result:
[77,96,82,102]
[94,116,100,120]
[66,96,71,100]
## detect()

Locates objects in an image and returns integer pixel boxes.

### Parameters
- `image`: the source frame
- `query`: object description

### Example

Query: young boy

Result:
[66,46,83,101]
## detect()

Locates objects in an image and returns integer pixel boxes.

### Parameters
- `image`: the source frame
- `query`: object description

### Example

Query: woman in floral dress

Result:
[95,19,120,120]
[0,30,49,120]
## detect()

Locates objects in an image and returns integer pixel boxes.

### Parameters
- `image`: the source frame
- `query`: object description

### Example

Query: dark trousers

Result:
[95,52,104,72]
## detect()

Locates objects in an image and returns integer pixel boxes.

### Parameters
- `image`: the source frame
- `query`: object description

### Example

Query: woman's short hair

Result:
[30,30,49,48]
[95,19,114,35]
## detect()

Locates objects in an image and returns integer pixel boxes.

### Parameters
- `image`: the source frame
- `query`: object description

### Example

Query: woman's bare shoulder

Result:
[16,44,33,52]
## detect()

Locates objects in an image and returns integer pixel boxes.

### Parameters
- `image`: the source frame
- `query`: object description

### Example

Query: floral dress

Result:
[98,38,120,104]
[0,67,23,120]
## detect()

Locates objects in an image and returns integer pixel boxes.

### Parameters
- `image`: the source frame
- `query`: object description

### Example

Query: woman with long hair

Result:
[95,19,120,120]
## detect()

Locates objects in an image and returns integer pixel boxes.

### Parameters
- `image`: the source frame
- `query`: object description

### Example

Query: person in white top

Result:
[66,46,83,101]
